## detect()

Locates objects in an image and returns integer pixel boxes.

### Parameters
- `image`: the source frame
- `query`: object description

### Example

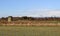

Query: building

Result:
[8,16,13,22]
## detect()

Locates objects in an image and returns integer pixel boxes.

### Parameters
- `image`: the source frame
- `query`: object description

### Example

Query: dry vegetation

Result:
[0,16,60,26]
[0,20,60,26]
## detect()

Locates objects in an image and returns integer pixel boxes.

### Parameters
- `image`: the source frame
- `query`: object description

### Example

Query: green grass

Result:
[0,26,60,36]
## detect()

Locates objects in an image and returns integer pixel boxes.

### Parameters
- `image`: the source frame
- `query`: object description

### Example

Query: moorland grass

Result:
[0,26,60,36]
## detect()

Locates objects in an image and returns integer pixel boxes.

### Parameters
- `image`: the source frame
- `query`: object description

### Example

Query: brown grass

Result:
[0,20,60,26]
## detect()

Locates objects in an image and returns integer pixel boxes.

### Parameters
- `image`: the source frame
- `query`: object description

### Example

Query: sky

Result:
[0,0,60,17]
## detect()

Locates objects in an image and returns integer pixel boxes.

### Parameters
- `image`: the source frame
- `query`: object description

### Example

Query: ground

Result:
[0,26,60,36]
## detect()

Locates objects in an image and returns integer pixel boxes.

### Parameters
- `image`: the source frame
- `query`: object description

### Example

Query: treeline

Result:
[0,16,60,21]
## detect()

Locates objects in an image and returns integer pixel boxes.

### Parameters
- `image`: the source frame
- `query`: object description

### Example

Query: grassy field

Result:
[0,26,60,36]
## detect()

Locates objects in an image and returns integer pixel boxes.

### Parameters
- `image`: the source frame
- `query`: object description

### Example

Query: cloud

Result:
[46,10,60,17]
[16,9,60,17]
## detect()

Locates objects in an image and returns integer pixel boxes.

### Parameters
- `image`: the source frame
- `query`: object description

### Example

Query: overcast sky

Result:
[0,0,60,17]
